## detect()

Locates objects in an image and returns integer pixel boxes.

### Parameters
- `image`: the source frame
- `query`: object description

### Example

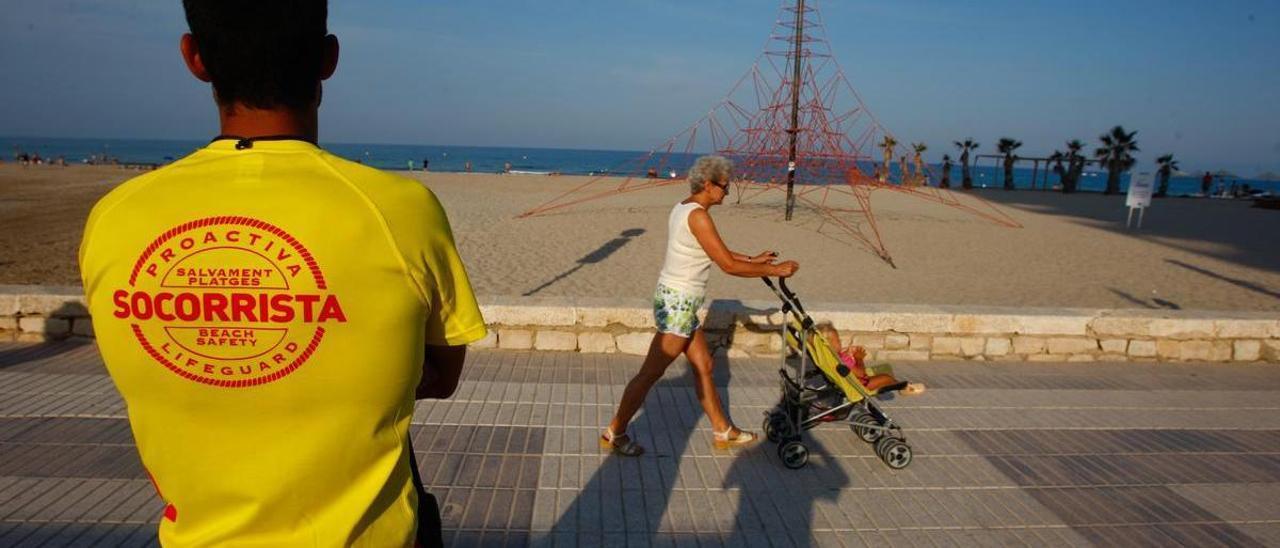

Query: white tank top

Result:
[657,201,712,295]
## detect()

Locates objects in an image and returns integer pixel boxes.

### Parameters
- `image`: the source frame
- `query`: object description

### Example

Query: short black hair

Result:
[183,0,329,110]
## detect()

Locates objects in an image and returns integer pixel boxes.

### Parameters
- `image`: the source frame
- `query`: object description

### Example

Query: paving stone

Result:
[984,337,1012,356]
[615,333,653,355]
[931,336,961,355]
[848,334,885,349]
[1156,339,1181,360]
[535,331,579,352]
[578,332,616,354]
[498,329,535,350]
[1012,335,1047,354]
[1099,338,1127,354]
[1178,340,1232,361]
[472,330,499,349]
[1128,339,1157,357]
[3,343,1280,546]
[1045,337,1098,355]
[1234,340,1263,361]
[883,334,909,350]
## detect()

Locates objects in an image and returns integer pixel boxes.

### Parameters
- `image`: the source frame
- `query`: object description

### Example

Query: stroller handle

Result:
[762,277,807,316]
[760,277,797,298]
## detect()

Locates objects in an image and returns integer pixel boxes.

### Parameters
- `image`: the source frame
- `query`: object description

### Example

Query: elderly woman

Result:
[602,155,799,455]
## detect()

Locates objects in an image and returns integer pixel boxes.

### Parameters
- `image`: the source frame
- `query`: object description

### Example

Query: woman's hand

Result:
[750,251,778,264]
[771,260,799,278]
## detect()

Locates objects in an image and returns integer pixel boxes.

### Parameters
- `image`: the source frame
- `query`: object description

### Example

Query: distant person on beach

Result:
[504,161,511,173]
[77,1,485,545]
[464,160,472,172]
[423,157,429,171]
[1201,171,1212,195]
[601,155,799,456]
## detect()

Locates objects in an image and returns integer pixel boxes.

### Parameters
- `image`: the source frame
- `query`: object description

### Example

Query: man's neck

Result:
[218,104,318,143]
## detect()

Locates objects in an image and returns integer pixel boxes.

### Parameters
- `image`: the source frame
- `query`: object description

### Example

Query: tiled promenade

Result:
[2,342,1280,546]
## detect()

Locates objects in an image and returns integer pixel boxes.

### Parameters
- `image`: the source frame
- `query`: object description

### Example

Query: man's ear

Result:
[320,34,339,80]
[180,33,212,82]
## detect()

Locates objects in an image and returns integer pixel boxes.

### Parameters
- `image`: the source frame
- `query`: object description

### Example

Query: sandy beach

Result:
[2,163,1277,311]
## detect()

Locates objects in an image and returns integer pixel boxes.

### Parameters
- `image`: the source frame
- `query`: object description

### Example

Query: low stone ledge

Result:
[1,286,1277,363]
[575,304,651,329]
[0,293,17,316]
[534,330,578,352]
[0,285,86,316]
[577,332,616,354]
[471,330,498,349]
[481,298,576,327]
[496,329,533,350]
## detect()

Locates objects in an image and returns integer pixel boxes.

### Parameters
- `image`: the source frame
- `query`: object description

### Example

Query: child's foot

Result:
[600,428,644,456]
[713,426,760,449]
[902,382,926,396]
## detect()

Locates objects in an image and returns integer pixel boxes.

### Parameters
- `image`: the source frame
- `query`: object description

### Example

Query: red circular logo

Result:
[112,217,346,387]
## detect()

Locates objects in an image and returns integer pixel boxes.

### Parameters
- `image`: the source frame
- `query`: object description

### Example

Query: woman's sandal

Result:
[600,428,644,457]
[902,382,926,396]
[712,426,760,449]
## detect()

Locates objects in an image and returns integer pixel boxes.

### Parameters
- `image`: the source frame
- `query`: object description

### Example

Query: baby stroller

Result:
[760,278,913,470]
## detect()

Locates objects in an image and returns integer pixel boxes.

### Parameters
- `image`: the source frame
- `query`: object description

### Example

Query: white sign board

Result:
[1126,171,1155,208]
[1125,171,1155,228]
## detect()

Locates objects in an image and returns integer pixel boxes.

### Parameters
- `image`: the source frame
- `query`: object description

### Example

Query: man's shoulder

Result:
[316,152,443,219]
[318,152,432,196]
[86,160,186,225]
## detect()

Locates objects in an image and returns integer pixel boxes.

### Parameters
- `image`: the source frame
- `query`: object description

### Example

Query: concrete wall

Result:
[3,286,1277,363]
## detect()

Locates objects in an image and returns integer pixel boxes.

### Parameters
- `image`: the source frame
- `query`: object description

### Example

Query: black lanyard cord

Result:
[211,134,317,150]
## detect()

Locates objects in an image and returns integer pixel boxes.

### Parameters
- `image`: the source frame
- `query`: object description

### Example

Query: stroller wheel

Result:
[874,435,894,460]
[778,441,809,469]
[852,413,883,444]
[764,413,791,443]
[880,439,913,469]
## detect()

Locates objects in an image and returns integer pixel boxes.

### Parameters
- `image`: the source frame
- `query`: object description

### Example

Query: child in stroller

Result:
[815,322,926,396]
[761,277,916,470]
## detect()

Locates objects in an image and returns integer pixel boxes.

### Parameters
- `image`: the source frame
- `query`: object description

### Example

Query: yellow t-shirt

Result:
[79,138,486,547]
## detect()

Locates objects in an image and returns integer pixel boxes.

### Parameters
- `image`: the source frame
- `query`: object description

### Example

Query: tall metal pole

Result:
[784,0,804,221]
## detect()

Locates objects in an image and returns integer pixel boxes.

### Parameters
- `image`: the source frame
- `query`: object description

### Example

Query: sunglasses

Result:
[711,180,730,192]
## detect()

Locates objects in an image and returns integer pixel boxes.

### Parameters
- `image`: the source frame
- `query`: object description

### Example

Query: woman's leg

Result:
[608,332,690,434]
[684,328,732,433]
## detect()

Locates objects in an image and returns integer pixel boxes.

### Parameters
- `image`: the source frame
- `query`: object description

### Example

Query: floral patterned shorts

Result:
[653,283,706,338]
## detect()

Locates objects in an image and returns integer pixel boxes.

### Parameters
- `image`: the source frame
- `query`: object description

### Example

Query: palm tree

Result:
[1063,139,1086,193]
[1048,150,1065,189]
[911,142,928,186]
[954,138,979,189]
[878,135,898,183]
[996,137,1022,190]
[940,154,953,188]
[1094,126,1139,195]
[1155,154,1179,197]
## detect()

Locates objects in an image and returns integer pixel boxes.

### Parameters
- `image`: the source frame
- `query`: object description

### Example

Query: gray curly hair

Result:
[688,155,733,193]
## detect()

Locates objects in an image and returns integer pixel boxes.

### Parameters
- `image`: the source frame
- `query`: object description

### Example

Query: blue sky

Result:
[1,0,1277,174]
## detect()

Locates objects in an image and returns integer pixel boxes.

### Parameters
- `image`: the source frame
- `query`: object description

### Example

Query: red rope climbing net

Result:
[519,0,1021,267]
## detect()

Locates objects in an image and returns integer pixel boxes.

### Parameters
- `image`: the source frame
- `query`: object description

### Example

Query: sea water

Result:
[3,136,1274,197]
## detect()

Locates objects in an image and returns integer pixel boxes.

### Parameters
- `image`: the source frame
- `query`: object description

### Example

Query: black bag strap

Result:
[407,437,444,548]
